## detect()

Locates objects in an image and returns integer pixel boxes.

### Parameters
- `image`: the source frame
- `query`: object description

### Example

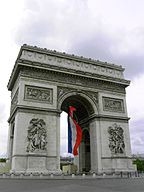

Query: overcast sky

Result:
[0,0,144,157]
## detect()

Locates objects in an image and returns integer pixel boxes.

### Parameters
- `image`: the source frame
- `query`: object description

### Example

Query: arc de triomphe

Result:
[7,44,135,174]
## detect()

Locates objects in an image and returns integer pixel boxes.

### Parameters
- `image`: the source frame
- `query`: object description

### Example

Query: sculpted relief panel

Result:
[103,97,124,113]
[108,123,125,154]
[21,68,126,93]
[24,85,53,104]
[27,118,47,152]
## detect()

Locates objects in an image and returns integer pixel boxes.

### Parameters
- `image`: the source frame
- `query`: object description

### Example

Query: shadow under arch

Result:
[58,91,98,122]
[81,129,91,172]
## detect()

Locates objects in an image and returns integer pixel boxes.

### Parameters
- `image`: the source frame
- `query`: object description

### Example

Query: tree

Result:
[133,158,144,171]
[0,158,6,163]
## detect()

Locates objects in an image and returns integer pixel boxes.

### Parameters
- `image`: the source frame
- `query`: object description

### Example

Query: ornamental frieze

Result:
[20,50,124,79]
[21,68,125,94]
[24,85,53,104]
[27,118,47,152]
[103,97,124,113]
[108,123,125,154]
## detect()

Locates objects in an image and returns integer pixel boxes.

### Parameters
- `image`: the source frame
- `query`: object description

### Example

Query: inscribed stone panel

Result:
[103,97,124,113]
[24,85,53,104]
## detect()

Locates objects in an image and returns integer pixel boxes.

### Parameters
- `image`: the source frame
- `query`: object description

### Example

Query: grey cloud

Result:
[130,119,144,154]
[112,54,144,79]
[130,119,144,134]
[15,19,55,47]
[15,0,89,48]
[69,33,144,79]
[0,103,6,122]
[69,31,113,61]
[0,152,7,158]
[14,0,144,80]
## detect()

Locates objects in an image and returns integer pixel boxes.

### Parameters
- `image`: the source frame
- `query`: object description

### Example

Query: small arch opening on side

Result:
[80,129,91,172]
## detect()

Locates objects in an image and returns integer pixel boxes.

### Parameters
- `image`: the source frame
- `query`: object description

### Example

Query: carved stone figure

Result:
[27,118,47,152]
[108,123,125,154]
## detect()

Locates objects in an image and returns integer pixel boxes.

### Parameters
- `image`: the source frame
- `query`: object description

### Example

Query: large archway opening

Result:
[60,111,69,157]
[60,93,95,173]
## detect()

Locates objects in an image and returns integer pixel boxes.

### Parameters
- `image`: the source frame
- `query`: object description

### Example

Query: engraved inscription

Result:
[108,123,125,154]
[25,85,53,104]
[27,118,47,152]
[103,97,124,112]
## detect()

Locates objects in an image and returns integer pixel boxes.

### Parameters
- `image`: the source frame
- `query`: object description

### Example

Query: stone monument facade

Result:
[7,44,135,173]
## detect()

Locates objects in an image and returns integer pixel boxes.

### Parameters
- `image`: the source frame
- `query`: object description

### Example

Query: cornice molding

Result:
[19,44,125,71]
[8,65,127,94]
[19,49,124,79]
[7,44,130,90]
[8,105,61,123]
[73,113,130,125]
[101,156,132,159]
[88,114,130,122]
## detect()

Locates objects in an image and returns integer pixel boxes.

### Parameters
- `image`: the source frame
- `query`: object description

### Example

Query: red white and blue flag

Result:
[68,106,82,156]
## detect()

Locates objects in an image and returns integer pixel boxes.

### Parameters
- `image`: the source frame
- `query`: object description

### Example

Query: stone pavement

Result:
[0,178,144,192]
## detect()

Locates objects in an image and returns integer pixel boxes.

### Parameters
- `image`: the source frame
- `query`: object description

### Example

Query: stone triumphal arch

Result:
[7,44,135,174]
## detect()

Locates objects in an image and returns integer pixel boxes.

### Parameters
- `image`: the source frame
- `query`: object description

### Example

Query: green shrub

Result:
[133,158,144,171]
[0,158,6,163]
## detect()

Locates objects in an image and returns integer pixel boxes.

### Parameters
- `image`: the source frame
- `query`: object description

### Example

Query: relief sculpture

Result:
[108,123,125,154]
[25,85,53,104]
[103,97,124,112]
[27,118,47,152]
[20,49,124,79]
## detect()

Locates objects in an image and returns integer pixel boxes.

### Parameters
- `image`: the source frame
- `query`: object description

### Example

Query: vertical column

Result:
[96,120,102,173]
[79,141,85,172]
[10,113,27,173]
[6,124,11,163]
[56,113,61,172]
[74,154,79,172]
[124,123,135,169]
[11,115,18,172]
[90,119,102,173]
[6,122,14,164]
[46,112,62,174]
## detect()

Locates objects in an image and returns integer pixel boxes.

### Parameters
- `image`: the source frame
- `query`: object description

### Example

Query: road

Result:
[0,178,144,192]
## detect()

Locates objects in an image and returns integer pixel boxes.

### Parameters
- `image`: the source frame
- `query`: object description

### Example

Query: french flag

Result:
[68,106,82,156]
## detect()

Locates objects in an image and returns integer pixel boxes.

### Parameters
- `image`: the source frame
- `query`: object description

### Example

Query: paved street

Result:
[0,178,144,192]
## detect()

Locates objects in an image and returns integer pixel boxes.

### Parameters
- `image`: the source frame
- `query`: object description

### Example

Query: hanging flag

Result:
[68,106,82,156]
